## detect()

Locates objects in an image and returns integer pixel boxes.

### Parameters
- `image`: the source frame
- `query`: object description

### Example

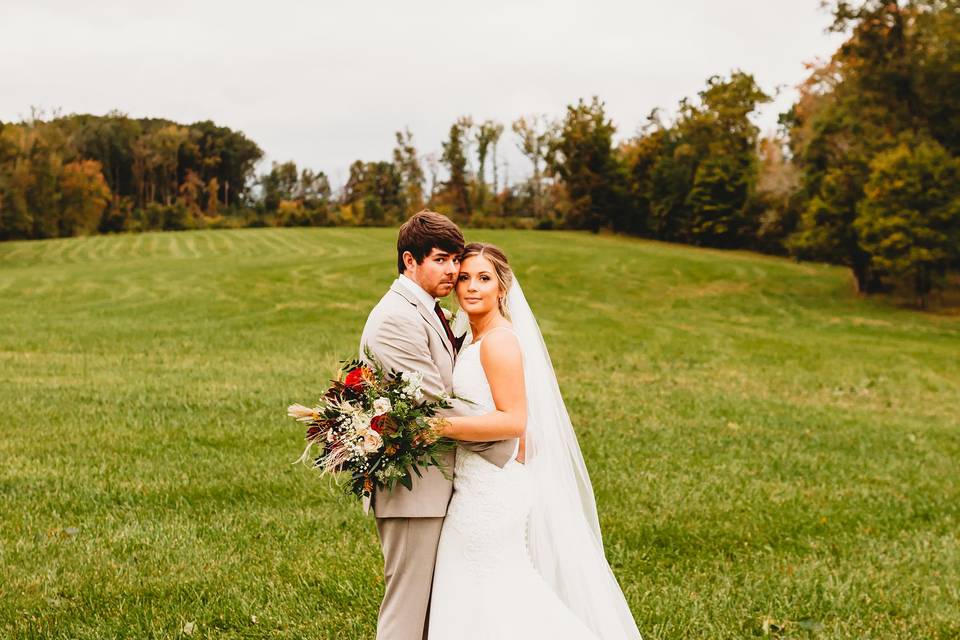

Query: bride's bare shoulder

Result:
[478,326,521,369]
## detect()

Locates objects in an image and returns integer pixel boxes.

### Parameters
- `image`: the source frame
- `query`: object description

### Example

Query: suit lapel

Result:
[389,282,455,362]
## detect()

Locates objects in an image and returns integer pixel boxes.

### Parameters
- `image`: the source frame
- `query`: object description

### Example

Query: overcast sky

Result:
[2,1,847,188]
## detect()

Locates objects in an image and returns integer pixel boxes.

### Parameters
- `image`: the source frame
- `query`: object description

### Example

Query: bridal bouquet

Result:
[287,350,454,499]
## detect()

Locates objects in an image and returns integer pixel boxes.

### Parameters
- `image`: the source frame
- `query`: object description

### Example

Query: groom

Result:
[359,210,515,639]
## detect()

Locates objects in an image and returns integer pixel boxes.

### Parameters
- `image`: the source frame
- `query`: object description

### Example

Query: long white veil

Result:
[506,278,642,639]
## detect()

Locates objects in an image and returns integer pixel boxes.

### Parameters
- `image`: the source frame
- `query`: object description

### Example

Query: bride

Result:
[427,243,642,639]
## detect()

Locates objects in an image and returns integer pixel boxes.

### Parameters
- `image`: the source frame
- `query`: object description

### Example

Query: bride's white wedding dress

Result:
[428,328,599,640]
[429,279,642,639]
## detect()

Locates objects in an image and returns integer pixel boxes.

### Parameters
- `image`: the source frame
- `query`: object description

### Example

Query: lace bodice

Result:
[447,327,525,573]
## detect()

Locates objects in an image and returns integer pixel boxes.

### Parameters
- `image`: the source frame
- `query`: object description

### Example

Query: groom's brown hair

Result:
[397,210,465,274]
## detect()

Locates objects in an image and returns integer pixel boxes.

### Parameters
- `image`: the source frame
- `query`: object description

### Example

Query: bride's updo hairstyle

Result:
[460,242,513,317]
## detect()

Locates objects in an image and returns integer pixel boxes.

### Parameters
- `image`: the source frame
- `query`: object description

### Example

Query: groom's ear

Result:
[401,250,417,273]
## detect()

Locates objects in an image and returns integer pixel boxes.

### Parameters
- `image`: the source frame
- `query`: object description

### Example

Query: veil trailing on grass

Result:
[506,278,642,640]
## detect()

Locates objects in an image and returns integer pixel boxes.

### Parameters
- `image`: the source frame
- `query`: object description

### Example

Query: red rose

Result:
[343,367,368,392]
[372,414,397,436]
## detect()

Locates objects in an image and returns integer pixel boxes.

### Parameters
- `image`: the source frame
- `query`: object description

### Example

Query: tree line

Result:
[1,0,957,305]
[0,113,263,237]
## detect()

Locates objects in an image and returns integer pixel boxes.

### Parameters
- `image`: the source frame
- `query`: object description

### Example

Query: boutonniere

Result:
[449,308,469,351]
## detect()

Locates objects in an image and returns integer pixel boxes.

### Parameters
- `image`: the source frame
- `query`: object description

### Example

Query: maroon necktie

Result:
[433,302,459,353]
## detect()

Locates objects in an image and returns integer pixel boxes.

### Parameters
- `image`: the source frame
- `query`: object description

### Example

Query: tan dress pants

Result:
[375,516,445,640]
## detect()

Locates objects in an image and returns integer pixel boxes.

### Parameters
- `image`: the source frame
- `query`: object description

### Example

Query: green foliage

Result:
[548,97,625,233]
[140,202,195,231]
[472,120,504,213]
[342,160,403,226]
[260,161,300,212]
[646,134,698,240]
[786,0,960,293]
[854,137,960,305]
[183,119,263,208]
[275,200,329,228]
[620,72,769,247]
[440,118,472,220]
[787,164,874,286]
[392,129,425,214]
[686,73,769,247]
[912,1,960,155]
[686,153,752,247]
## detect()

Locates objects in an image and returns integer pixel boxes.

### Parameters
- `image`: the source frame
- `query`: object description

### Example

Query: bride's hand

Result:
[426,416,451,441]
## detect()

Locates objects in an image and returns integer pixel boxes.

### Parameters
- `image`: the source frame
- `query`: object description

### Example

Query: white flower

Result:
[401,370,423,387]
[373,397,392,416]
[441,307,453,321]
[351,413,371,435]
[362,429,383,453]
[401,371,424,400]
[450,309,469,339]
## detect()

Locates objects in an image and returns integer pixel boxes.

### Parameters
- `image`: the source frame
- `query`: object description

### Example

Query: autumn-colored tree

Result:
[0,117,72,239]
[58,160,112,236]
[150,125,191,206]
[178,169,204,216]
[206,177,220,215]
[0,122,35,240]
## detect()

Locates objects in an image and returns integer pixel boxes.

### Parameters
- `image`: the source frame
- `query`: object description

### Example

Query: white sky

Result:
[2,1,847,189]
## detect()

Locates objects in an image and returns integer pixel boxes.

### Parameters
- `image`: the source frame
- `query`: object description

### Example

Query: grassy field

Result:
[1,227,958,639]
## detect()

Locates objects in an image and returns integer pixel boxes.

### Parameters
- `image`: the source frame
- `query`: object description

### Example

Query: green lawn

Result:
[1,227,958,639]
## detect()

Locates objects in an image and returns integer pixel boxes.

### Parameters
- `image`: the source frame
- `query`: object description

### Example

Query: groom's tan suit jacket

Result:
[360,276,516,639]
[359,278,515,517]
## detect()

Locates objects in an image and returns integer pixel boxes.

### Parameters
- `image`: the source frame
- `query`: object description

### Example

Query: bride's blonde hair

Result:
[460,242,513,317]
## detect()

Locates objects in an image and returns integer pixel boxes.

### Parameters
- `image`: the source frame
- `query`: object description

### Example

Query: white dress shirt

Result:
[397,274,447,339]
